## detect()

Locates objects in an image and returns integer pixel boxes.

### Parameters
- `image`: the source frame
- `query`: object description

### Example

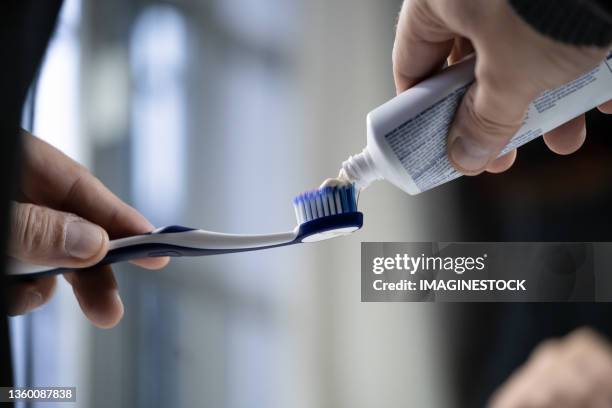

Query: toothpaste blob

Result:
[319,176,361,206]
[339,54,612,196]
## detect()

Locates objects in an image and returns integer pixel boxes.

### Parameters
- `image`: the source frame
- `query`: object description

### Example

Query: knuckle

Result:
[570,327,598,341]
[570,328,612,359]
[531,339,561,361]
[13,203,39,252]
[567,328,604,351]
[13,204,66,257]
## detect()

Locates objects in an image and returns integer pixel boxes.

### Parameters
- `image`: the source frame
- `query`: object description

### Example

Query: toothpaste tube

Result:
[340,54,612,195]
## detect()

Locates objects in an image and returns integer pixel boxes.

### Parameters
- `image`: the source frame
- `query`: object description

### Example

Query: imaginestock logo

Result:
[372,253,487,275]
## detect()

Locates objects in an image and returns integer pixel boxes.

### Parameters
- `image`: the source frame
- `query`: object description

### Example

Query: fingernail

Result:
[115,291,125,314]
[449,136,494,173]
[65,221,105,260]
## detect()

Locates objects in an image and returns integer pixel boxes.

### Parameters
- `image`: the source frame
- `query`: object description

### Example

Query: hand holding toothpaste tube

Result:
[393,0,612,175]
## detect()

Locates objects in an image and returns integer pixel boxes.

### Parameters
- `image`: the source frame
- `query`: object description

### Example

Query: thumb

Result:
[447,75,534,175]
[10,202,109,267]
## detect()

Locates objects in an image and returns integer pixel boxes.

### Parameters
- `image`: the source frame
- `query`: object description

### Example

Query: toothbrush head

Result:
[292,183,363,243]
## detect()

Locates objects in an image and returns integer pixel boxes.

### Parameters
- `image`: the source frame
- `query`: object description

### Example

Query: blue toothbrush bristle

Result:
[293,184,358,224]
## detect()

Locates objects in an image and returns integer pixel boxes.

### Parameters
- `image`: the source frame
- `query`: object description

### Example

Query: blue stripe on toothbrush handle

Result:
[148,225,197,233]
[13,241,298,279]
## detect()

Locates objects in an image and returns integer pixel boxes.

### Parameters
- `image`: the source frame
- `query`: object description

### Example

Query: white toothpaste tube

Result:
[340,54,612,195]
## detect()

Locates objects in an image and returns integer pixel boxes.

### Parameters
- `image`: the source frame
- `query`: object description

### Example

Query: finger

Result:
[488,366,533,408]
[489,339,561,408]
[543,115,586,155]
[490,365,558,408]
[10,202,108,267]
[21,132,152,238]
[393,0,455,93]
[597,100,612,114]
[543,328,612,407]
[21,131,169,270]
[565,328,612,397]
[514,340,566,408]
[447,73,536,175]
[486,149,517,174]
[550,363,597,407]
[6,276,56,315]
[64,265,123,329]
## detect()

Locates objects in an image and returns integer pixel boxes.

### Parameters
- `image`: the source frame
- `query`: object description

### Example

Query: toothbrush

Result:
[9,184,363,278]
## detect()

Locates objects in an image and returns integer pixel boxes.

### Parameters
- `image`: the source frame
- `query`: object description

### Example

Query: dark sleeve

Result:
[509,0,612,47]
[0,0,63,391]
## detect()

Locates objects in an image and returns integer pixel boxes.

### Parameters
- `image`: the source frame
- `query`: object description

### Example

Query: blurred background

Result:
[10,0,452,407]
[9,0,612,407]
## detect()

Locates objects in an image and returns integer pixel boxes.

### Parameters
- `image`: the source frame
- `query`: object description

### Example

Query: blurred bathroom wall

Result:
[13,0,458,407]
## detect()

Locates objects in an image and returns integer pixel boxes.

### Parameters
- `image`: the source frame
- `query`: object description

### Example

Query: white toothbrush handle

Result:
[9,227,298,278]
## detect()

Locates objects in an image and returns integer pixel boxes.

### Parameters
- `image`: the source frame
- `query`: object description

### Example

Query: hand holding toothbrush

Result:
[7,131,361,324]
[6,131,169,328]
[393,0,612,175]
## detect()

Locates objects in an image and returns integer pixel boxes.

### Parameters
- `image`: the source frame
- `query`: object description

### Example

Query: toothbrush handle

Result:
[10,227,297,279]
[10,243,289,279]
[102,242,290,262]
[8,244,185,279]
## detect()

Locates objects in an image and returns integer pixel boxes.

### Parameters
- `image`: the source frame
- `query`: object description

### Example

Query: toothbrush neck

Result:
[340,147,381,190]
